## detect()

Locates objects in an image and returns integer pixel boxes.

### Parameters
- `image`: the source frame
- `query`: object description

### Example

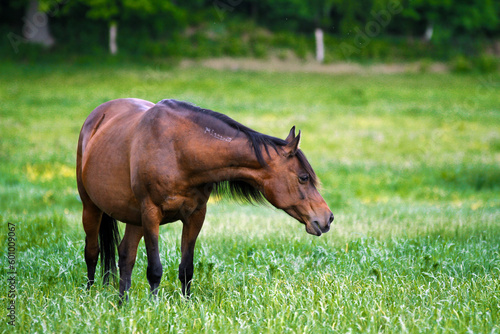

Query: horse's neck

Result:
[183,135,265,187]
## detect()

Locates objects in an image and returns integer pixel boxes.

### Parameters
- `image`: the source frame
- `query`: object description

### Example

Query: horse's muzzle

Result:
[306,212,334,236]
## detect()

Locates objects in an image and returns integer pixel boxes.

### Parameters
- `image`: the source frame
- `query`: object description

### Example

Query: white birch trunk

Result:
[109,22,118,55]
[424,23,433,42]
[315,28,324,63]
[23,0,55,47]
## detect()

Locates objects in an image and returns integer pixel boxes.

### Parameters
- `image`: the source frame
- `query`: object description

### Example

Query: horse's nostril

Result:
[329,213,334,224]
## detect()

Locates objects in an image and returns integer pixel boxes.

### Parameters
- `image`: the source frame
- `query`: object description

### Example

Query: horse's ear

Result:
[285,126,296,143]
[284,130,301,157]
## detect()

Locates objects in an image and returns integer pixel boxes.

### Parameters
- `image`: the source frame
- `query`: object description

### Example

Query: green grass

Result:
[0,62,499,333]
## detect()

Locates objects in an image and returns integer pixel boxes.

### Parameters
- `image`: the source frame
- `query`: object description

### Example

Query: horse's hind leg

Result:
[82,201,103,289]
[118,224,143,302]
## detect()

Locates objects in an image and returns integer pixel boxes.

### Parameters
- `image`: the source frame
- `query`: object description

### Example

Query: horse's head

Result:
[261,127,334,236]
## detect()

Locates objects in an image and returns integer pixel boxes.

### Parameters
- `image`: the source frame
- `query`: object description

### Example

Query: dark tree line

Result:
[2,0,499,58]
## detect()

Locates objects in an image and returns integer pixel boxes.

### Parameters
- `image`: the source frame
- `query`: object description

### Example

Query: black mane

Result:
[158,99,319,203]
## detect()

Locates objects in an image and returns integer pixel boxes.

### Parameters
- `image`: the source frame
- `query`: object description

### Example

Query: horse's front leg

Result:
[179,206,206,298]
[141,203,163,296]
[118,224,143,303]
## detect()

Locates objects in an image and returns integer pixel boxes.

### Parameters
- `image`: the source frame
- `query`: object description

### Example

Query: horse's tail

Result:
[99,213,121,285]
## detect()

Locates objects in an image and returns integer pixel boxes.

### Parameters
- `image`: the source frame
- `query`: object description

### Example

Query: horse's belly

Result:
[82,163,142,225]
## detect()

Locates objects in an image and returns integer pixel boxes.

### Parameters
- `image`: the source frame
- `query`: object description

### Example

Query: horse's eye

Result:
[298,175,309,183]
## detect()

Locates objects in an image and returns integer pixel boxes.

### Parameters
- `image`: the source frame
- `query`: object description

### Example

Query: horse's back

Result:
[79,99,154,154]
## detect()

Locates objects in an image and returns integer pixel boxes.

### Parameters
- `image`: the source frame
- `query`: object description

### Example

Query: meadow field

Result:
[0,61,499,333]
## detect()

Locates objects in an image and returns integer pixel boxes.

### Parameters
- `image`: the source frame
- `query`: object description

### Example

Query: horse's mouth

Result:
[305,220,323,236]
[284,207,323,237]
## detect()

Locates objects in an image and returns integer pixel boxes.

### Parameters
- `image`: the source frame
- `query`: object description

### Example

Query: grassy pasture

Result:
[0,62,499,333]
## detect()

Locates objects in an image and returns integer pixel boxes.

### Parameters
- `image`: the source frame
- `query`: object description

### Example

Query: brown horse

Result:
[76,98,333,300]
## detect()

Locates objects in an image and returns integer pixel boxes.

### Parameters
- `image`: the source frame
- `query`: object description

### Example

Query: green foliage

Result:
[1,0,499,60]
[402,0,499,41]
[81,0,120,21]
[451,54,499,73]
[474,54,499,73]
[451,55,474,73]
[0,63,499,332]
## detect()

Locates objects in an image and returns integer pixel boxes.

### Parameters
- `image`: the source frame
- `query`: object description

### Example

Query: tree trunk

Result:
[23,0,55,47]
[109,21,118,55]
[424,22,433,42]
[315,28,324,63]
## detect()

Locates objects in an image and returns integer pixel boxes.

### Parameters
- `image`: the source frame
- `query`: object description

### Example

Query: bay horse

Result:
[76,98,333,300]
